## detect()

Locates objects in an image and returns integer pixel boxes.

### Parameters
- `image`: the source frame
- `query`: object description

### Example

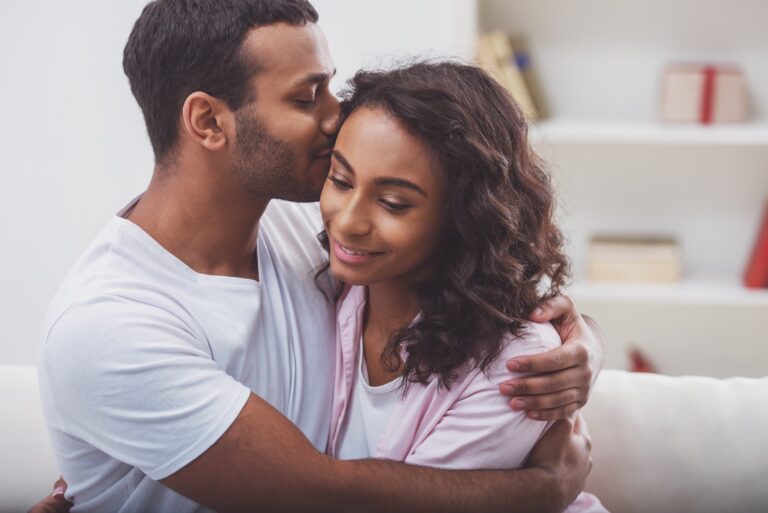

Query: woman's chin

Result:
[330,264,376,287]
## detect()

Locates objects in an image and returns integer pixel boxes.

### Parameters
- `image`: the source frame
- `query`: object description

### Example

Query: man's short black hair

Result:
[123,0,318,164]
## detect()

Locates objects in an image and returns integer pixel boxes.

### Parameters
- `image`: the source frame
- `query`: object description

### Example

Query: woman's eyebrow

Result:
[333,150,427,197]
[332,150,355,173]
[373,177,427,197]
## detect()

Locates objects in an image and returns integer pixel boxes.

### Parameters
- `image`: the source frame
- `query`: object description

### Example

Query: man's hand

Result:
[525,415,593,507]
[28,477,71,513]
[500,295,606,420]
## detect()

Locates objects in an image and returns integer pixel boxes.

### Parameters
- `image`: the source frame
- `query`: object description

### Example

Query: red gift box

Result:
[660,65,749,124]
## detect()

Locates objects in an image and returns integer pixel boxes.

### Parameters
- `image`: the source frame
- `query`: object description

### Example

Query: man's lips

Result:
[314,148,332,159]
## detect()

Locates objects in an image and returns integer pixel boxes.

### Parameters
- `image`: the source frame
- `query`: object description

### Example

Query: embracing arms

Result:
[161,294,602,513]
[30,295,601,513]
[161,392,590,513]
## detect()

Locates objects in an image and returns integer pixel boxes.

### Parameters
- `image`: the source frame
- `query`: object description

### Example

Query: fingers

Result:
[507,341,589,374]
[529,295,578,323]
[573,414,593,452]
[501,365,590,397]
[526,402,583,421]
[27,495,72,513]
[27,477,71,513]
[574,414,590,439]
[52,477,67,499]
[508,387,584,412]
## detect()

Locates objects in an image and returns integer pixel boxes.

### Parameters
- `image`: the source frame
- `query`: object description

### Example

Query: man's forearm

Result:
[331,458,568,513]
[162,394,571,513]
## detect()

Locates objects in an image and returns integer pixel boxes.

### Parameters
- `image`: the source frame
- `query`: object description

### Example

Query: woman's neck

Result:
[362,281,420,386]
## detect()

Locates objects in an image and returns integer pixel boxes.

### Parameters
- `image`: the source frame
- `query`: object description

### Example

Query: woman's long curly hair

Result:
[319,61,569,390]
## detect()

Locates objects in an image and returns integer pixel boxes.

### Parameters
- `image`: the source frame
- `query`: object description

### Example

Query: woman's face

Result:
[319,106,447,287]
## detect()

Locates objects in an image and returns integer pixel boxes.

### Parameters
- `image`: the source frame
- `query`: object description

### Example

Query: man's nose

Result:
[321,95,341,137]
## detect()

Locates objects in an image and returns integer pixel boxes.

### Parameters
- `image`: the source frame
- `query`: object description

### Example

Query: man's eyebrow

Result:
[294,69,337,87]
[332,151,427,197]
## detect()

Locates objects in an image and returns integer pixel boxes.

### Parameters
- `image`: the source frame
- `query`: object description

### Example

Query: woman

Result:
[319,61,606,511]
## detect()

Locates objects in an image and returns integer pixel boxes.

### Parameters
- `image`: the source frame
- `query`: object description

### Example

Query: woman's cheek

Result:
[318,183,335,221]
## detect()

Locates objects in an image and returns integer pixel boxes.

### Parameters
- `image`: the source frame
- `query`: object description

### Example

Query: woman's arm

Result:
[405,326,562,471]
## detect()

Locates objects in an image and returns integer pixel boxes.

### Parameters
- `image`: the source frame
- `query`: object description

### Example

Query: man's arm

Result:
[500,295,606,421]
[162,393,590,513]
[32,406,590,513]
[40,299,590,513]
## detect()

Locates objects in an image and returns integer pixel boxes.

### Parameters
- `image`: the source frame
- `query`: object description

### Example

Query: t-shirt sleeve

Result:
[404,324,560,470]
[41,296,251,480]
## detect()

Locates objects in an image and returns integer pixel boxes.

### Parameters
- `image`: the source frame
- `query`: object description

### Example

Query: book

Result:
[508,35,548,120]
[476,31,539,121]
[743,202,768,288]
[587,235,682,283]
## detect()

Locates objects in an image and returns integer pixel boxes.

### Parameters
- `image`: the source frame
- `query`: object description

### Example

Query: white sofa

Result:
[2,365,767,513]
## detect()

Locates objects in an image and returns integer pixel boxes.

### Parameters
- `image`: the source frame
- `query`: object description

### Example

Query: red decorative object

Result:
[744,202,768,289]
[629,348,657,373]
[660,64,749,124]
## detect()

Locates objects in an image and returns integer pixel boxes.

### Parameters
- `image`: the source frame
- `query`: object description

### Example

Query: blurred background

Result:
[1,0,766,377]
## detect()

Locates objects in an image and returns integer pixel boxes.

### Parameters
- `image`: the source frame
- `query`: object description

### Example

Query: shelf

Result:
[529,120,768,147]
[568,280,768,307]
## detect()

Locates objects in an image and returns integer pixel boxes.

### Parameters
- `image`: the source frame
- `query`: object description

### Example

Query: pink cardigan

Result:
[327,285,607,512]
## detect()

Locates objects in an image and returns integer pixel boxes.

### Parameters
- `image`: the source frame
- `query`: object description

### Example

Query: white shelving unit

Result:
[531,120,768,147]
[477,0,768,378]
[569,280,768,308]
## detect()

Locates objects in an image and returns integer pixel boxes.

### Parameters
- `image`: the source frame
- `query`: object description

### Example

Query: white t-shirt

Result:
[336,336,402,460]
[38,199,336,513]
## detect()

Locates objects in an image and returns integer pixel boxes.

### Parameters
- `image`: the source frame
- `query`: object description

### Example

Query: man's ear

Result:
[181,92,233,152]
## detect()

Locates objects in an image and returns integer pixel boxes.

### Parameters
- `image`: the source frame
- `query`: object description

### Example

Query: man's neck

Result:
[126,168,269,281]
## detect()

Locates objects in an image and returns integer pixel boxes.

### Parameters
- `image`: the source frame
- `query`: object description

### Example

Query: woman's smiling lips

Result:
[331,237,384,265]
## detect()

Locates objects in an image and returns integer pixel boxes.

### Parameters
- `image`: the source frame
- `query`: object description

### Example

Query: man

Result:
[33,1,604,512]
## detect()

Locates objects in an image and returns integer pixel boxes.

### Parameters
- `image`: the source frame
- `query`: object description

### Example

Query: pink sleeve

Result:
[404,324,559,470]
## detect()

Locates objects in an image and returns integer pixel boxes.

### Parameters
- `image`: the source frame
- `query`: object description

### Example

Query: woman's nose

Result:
[335,199,372,237]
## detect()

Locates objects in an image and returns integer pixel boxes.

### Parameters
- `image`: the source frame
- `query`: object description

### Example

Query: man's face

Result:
[232,22,339,202]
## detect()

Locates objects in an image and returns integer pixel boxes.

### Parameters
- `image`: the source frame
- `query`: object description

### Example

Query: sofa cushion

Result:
[582,369,768,513]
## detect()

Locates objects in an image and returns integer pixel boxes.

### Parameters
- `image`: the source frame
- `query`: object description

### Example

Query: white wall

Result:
[0,1,475,365]
[313,0,476,91]
[0,1,154,365]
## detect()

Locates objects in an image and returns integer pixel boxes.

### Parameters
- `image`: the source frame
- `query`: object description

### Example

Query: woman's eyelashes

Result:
[328,174,413,213]
[379,199,411,213]
[329,175,352,190]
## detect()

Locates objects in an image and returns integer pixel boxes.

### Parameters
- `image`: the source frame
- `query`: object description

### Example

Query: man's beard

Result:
[232,107,320,202]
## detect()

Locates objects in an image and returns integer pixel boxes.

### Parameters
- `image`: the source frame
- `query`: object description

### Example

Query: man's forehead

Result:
[242,22,335,80]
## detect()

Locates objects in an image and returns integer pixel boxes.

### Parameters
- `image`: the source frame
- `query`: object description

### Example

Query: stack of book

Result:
[476,31,546,121]
[587,236,682,283]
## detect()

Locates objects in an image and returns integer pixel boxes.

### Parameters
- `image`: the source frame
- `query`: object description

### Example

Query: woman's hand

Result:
[28,477,71,513]
[499,295,606,421]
